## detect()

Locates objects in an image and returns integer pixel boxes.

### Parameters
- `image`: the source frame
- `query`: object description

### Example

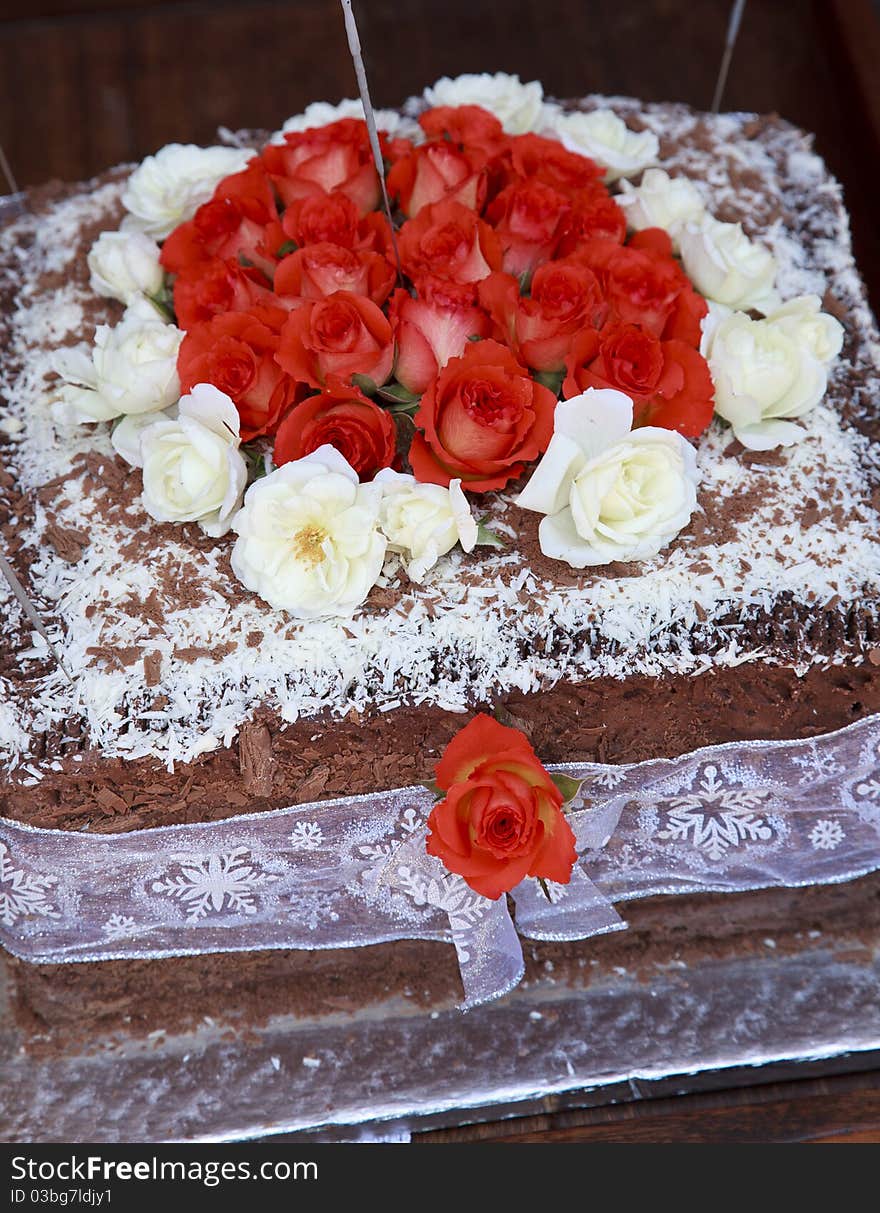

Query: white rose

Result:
[617,168,705,250]
[704,308,830,450]
[542,107,659,183]
[231,446,386,618]
[122,143,254,240]
[679,214,779,312]
[87,229,164,304]
[375,470,477,582]
[424,72,543,134]
[272,99,416,143]
[52,298,183,423]
[517,390,698,567]
[763,294,844,365]
[111,385,246,537]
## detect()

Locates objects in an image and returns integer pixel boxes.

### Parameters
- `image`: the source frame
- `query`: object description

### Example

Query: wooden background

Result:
[2,0,880,1144]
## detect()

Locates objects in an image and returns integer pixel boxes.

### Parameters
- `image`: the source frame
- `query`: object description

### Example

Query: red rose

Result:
[418,105,507,155]
[275,242,395,307]
[387,140,488,217]
[177,305,298,440]
[555,182,628,254]
[426,714,577,900]
[484,180,570,277]
[280,192,393,256]
[499,133,602,197]
[160,162,282,280]
[409,339,556,492]
[398,199,502,287]
[172,257,281,330]
[390,279,491,395]
[563,323,714,438]
[623,228,709,345]
[570,240,684,337]
[260,118,381,214]
[273,377,397,480]
[275,290,394,390]
[478,259,605,373]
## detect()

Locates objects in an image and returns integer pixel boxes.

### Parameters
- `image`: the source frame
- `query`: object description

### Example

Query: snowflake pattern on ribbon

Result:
[0,841,59,928]
[656,764,774,862]
[104,914,136,939]
[393,864,487,961]
[809,820,845,851]
[151,848,278,921]
[289,822,324,851]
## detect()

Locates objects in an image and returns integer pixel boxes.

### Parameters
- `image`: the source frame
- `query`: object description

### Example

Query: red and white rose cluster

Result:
[53,73,845,616]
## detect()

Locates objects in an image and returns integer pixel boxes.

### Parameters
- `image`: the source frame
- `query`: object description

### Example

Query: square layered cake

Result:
[1,79,880,1048]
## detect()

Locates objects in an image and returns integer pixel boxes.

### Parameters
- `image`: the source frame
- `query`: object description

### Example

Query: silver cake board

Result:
[2,922,878,1142]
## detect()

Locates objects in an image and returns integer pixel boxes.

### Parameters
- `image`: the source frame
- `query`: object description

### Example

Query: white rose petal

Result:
[271,99,417,143]
[679,214,779,313]
[111,407,174,467]
[764,294,844,365]
[87,229,164,304]
[617,168,705,250]
[704,308,832,450]
[122,143,254,240]
[424,72,543,134]
[53,297,183,424]
[375,470,477,582]
[134,384,247,537]
[231,445,387,618]
[517,389,699,567]
[542,107,659,183]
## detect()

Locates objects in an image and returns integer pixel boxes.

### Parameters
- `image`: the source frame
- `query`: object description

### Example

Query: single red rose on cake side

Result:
[275,290,395,390]
[409,339,556,492]
[177,305,298,440]
[273,377,397,481]
[426,714,578,900]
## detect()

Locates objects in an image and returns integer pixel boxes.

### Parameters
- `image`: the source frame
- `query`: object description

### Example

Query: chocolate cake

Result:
[2,82,880,1056]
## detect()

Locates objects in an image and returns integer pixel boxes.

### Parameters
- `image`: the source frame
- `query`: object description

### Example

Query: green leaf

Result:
[376,383,421,413]
[421,780,444,800]
[238,253,255,269]
[466,333,482,342]
[533,368,564,396]
[550,772,585,806]
[475,523,506,549]
[241,444,270,482]
[377,382,419,404]
[351,373,378,397]
[146,290,176,324]
[518,268,534,295]
[276,239,297,257]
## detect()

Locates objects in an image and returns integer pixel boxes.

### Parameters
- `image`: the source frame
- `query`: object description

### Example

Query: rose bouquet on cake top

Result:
[54,73,844,620]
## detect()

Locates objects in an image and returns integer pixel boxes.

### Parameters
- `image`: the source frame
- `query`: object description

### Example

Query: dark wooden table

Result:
[2,0,880,1144]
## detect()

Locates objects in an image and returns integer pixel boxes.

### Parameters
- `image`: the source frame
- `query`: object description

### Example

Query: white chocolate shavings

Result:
[1,101,879,770]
